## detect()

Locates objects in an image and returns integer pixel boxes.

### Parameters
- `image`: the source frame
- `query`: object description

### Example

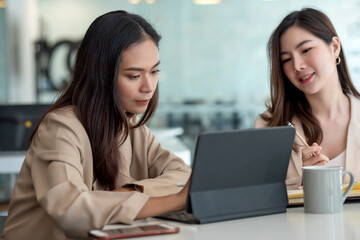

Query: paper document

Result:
[287,183,360,206]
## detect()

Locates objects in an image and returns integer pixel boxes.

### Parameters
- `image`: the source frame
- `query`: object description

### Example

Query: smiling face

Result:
[280,26,341,96]
[117,38,160,114]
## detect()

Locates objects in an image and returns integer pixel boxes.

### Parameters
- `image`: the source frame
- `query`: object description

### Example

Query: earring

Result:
[336,56,341,65]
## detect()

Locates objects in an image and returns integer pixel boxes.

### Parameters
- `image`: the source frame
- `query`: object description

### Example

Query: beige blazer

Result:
[255,95,360,190]
[1,106,191,240]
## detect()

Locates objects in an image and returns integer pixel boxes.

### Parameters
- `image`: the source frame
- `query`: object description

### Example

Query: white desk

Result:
[0,152,26,174]
[104,202,360,240]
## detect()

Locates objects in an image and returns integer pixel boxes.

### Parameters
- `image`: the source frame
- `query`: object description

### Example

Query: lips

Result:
[136,99,150,105]
[298,72,315,84]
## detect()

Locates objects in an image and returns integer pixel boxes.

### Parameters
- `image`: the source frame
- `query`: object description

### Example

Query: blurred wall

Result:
[5,0,38,103]
[0,8,7,102]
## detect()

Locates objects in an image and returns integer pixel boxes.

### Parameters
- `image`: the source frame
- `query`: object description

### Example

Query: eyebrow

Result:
[280,40,312,56]
[124,61,160,71]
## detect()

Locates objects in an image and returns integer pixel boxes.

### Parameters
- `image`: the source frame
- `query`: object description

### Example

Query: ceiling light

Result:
[129,0,141,4]
[0,0,6,8]
[193,0,221,5]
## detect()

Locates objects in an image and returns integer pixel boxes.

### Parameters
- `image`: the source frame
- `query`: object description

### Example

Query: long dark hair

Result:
[261,7,360,147]
[31,10,161,190]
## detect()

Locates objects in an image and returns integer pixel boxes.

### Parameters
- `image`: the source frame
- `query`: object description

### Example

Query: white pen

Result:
[287,121,309,147]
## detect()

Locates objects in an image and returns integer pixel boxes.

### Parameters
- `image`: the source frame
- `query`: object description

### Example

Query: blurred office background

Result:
[1,0,360,207]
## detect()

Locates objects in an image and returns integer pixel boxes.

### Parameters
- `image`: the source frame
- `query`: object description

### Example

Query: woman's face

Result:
[118,39,160,114]
[280,26,340,96]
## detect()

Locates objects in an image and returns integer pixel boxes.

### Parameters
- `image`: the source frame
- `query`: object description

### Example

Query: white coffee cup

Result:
[302,166,355,214]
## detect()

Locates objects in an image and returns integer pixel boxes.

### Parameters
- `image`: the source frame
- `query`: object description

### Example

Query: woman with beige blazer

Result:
[255,8,360,189]
[1,11,191,239]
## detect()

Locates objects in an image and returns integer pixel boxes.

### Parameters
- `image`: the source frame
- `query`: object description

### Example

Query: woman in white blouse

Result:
[255,8,360,189]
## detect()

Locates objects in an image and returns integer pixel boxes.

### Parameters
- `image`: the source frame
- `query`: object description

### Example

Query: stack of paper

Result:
[344,183,360,199]
[287,182,360,206]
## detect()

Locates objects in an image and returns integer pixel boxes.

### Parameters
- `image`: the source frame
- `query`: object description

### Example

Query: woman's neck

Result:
[306,84,349,121]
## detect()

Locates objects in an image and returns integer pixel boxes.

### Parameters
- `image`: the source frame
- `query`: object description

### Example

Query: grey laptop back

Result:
[159,126,295,224]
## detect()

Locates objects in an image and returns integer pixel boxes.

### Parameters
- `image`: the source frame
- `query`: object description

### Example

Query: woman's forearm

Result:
[136,194,185,219]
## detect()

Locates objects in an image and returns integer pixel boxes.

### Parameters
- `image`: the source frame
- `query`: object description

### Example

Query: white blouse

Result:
[328,150,346,168]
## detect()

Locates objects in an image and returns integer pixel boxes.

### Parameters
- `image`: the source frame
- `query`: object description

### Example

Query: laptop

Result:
[157,126,295,224]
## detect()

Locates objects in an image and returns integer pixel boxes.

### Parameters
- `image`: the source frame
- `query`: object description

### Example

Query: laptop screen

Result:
[190,127,295,192]
[186,126,295,219]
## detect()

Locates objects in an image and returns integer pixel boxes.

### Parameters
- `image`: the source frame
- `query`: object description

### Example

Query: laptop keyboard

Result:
[156,211,199,224]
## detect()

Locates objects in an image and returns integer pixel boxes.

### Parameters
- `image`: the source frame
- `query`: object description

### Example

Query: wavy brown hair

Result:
[31,10,161,190]
[261,8,360,147]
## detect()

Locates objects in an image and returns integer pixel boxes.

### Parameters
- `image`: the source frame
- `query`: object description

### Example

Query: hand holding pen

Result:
[287,121,329,166]
[302,143,329,166]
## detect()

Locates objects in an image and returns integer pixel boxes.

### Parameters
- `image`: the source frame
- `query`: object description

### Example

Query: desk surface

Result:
[104,202,360,240]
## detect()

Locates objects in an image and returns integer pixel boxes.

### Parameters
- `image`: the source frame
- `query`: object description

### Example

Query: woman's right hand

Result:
[302,143,329,166]
[136,177,191,219]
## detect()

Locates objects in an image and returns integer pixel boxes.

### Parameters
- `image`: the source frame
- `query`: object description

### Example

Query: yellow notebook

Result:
[287,182,360,206]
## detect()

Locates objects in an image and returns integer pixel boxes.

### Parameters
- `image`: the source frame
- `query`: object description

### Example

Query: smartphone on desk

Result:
[89,223,180,239]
